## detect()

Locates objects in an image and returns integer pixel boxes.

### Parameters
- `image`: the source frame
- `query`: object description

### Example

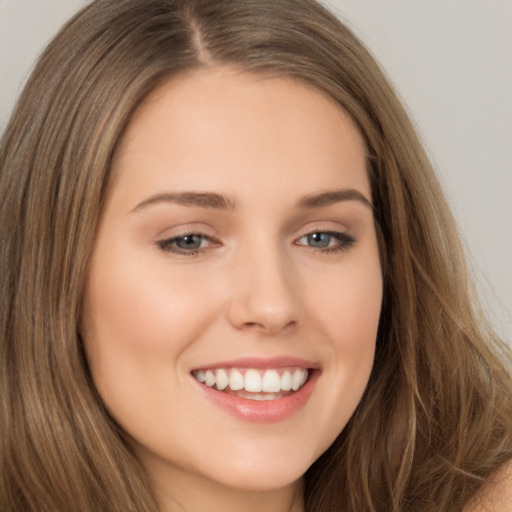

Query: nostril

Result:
[238,319,297,335]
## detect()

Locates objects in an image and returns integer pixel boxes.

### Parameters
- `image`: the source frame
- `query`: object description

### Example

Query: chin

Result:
[210,464,305,493]
[199,442,318,493]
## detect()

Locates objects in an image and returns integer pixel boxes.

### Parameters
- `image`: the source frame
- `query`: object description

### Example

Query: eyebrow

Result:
[132,191,236,211]
[132,188,372,212]
[297,189,372,210]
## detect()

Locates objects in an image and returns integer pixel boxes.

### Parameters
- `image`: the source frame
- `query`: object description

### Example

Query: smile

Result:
[191,357,320,423]
[192,367,309,400]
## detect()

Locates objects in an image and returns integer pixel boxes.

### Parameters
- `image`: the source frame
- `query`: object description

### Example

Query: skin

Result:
[82,67,383,512]
[464,460,512,511]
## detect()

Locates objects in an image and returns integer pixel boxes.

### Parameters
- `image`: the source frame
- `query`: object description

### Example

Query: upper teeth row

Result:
[193,368,309,393]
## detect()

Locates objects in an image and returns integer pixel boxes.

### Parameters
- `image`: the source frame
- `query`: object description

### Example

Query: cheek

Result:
[332,266,381,381]
[80,253,219,434]
[312,255,382,348]
[83,251,217,355]
[80,249,226,415]
[304,258,382,440]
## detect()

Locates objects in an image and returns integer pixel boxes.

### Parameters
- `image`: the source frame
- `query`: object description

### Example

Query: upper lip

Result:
[191,356,321,372]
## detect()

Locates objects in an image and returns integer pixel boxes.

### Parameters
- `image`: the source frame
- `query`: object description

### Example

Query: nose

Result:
[227,244,301,335]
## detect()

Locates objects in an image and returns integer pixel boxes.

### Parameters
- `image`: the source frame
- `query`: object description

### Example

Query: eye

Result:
[296,231,355,253]
[157,233,219,255]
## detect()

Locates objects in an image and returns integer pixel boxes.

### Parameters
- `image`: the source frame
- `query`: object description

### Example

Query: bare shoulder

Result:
[464,459,512,512]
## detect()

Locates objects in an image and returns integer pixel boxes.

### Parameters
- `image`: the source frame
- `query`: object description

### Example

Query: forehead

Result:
[110,67,370,204]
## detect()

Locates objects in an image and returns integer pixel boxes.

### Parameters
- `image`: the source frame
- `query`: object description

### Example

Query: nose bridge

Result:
[227,234,299,334]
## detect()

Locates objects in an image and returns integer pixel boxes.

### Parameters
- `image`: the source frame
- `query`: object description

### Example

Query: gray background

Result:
[1,0,510,342]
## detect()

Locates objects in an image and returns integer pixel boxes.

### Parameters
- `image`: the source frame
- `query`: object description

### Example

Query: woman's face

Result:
[82,68,382,500]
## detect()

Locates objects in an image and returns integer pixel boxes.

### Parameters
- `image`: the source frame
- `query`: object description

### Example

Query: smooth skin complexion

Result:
[82,68,383,512]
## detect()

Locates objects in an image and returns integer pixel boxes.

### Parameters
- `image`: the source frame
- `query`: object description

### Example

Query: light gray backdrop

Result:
[1,0,510,341]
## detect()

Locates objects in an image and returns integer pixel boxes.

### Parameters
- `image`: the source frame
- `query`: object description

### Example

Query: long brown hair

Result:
[1,1,511,511]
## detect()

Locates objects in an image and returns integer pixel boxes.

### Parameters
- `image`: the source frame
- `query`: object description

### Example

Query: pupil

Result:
[177,235,202,249]
[309,233,330,247]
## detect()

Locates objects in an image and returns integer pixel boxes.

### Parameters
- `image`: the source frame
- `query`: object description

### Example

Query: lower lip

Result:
[193,371,319,423]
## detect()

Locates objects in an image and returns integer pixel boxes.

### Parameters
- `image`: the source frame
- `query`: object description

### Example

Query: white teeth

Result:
[205,370,215,387]
[229,369,244,391]
[281,371,292,391]
[262,369,281,392]
[245,369,262,392]
[216,369,229,390]
[291,368,307,391]
[193,367,309,394]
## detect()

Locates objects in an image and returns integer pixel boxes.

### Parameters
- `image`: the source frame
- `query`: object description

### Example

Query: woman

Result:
[1,1,511,511]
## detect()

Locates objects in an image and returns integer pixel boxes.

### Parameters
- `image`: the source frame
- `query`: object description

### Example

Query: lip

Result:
[191,356,321,372]
[190,356,321,423]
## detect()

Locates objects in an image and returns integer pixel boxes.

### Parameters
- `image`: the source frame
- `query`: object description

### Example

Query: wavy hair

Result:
[1,1,511,510]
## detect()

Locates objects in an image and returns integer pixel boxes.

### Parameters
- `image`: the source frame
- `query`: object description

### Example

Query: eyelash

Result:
[156,233,219,256]
[295,230,356,253]
[156,230,356,256]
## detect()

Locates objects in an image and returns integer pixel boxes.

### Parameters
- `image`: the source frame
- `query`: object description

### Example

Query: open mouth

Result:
[192,367,310,401]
